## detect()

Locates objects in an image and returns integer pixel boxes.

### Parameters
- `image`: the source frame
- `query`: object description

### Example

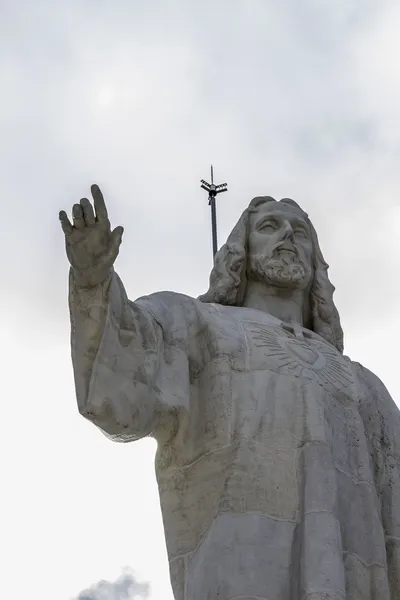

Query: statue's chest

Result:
[242,320,354,392]
[206,311,357,401]
[184,307,361,472]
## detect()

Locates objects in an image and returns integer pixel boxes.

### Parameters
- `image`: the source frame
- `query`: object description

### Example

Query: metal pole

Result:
[210,195,218,257]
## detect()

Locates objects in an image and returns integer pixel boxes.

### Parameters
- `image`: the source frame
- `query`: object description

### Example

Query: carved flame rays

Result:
[251,326,353,390]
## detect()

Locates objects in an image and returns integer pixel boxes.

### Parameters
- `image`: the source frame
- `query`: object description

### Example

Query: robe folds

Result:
[70,270,400,600]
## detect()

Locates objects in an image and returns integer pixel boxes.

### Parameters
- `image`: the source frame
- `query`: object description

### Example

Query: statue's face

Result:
[247,202,314,290]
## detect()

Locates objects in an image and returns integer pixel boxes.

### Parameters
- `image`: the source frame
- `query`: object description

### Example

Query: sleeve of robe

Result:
[69,268,193,443]
[354,361,400,598]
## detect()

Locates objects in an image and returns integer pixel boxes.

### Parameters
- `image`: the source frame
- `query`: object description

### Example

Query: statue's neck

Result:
[242,280,311,328]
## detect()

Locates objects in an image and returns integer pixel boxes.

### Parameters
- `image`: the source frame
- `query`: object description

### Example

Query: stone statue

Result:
[60,185,400,600]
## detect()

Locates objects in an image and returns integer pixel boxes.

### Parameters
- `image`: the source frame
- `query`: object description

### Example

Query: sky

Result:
[2,1,400,598]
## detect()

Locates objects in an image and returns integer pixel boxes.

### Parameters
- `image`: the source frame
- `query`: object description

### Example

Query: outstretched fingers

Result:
[91,184,108,221]
[59,210,73,235]
[60,184,112,241]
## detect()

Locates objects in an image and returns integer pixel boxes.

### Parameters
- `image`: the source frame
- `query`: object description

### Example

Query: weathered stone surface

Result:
[61,188,400,599]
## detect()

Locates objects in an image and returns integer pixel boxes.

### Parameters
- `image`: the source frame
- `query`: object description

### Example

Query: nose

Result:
[281,220,294,240]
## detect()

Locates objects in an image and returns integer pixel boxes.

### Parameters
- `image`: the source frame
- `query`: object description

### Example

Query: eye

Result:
[259,220,278,232]
[294,228,307,238]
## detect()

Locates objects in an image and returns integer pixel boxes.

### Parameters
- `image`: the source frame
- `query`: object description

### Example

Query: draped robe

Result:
[70,270,400,600]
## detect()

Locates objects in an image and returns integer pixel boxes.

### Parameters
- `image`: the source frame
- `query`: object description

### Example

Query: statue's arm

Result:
[69,268,186,442]
[60,184,192,443]
[68,266,112,417]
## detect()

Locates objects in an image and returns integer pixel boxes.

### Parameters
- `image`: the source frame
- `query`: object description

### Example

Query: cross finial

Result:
[200,165,228,258]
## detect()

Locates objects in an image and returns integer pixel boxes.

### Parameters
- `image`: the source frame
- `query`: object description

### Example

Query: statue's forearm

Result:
[68,267,115,406]
[69,268,112,353]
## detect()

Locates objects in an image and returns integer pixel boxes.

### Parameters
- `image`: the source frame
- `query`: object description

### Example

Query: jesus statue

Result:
[60,184,400,600]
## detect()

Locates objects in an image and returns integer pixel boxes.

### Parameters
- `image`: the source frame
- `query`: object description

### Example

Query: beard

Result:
[247,248,312,290]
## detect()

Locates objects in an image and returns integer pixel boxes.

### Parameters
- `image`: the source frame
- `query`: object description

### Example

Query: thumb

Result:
[110,225,124,250]
[103,226,124,265]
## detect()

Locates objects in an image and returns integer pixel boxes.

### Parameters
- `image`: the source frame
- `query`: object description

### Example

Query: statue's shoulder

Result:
[135,290,211,311]
[133,290,220,328]
[350,359,400,417]
[350,360,400,450]
[350,360,387,395]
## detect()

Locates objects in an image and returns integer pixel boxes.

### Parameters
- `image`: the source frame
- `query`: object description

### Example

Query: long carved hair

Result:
[199,196,344,353]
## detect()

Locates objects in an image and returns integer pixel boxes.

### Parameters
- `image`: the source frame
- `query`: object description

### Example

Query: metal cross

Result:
[200,165,228,258]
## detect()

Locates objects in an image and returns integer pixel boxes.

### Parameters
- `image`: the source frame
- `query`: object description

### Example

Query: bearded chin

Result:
[247,253,312,290]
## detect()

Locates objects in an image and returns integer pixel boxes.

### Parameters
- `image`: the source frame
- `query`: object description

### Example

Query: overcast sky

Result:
[2,1,400,599]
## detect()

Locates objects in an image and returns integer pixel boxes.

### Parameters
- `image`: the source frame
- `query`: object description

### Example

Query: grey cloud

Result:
[3,4,400,599]
[74,568,149,600]
[3,0,400,342]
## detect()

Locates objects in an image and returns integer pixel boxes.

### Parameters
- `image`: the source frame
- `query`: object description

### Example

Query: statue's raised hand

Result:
[59,184,123,287]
